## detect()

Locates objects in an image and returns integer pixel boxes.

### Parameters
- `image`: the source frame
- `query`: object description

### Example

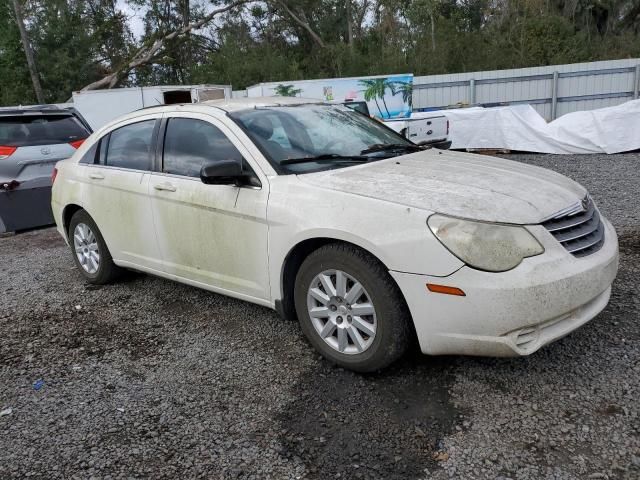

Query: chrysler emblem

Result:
[40,146,51,155]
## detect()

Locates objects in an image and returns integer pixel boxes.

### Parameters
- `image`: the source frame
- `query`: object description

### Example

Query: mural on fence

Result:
[269,74,413,119]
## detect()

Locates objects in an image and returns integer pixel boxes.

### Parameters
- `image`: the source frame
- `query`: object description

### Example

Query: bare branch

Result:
[275,1,326,48]
[81,0,248,91]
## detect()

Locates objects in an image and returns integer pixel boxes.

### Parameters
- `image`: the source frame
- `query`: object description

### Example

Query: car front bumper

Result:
[390,218,619,356]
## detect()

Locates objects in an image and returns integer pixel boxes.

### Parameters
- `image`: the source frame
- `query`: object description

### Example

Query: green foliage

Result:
[2,0,640,107]
[0,0,35,106]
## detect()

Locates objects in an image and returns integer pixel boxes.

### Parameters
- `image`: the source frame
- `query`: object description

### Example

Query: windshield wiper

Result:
[280,153,370,166]
[360,143,425,155]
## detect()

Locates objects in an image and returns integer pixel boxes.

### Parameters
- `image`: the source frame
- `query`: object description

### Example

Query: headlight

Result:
[428,215,544,272]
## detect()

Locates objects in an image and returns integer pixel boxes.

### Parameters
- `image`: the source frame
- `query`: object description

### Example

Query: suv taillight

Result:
[69,139,86,149]
[0,146,17,159]
[51,167,58,184]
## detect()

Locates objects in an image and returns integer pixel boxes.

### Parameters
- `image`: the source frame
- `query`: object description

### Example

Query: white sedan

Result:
[51,97,619,372]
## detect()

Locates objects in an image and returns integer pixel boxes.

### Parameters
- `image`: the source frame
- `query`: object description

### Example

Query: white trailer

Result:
[72,84,232,130]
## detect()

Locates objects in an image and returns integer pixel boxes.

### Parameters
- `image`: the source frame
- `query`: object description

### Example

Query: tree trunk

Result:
[430,12,436,52]
[10,0,44,103]
[354,0,369,38]
[346,0,353,47]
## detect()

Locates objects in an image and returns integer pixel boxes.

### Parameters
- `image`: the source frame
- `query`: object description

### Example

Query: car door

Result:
[79,116,163,271]
[148,113,270,302]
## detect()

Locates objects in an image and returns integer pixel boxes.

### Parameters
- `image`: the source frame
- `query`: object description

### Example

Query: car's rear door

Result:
[79,115,163,271]
[148,113,270,303]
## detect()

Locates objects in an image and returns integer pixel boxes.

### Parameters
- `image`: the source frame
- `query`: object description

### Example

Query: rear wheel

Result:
[68,210,122,284]
[294,243,411,372]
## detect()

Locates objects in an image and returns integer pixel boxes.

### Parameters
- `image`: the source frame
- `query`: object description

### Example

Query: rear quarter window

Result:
[0,115,90,147]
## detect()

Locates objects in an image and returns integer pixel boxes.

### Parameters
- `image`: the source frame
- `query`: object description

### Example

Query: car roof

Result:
[95,96,329,133]
[201,96,321,112]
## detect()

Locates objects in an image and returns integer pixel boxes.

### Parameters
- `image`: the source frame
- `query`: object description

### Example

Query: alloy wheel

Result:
[306,269,377,355]
[73,223,100,274]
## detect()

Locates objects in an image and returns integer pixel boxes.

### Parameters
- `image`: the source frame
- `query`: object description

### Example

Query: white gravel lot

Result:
[0,153,638,479]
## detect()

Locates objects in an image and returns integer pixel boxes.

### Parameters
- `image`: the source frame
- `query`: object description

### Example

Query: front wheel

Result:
[294,243,411,372]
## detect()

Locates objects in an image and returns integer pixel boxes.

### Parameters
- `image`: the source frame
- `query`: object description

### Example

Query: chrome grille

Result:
[542,196,605,258]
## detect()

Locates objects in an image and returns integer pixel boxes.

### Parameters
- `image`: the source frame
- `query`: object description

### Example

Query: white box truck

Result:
[72,84,232,130]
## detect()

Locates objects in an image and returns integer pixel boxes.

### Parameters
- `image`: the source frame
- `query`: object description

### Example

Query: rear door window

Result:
[162,118,243,178]
[0,115,90,147]
[104,120,156,171]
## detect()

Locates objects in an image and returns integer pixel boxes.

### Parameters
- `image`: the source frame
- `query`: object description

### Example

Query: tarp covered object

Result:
[417,99,640,154]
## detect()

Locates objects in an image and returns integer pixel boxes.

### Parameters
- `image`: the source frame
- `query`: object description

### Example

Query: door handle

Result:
[89,172,104,180]
[153,183,177,192]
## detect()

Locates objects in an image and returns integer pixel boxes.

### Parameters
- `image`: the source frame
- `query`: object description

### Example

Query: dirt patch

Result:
[276,354,460,479]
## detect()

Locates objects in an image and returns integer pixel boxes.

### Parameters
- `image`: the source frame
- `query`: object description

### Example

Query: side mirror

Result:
[200,160,248,186]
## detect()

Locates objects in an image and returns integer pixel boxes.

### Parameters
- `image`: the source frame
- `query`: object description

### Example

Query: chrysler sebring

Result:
[51,98,619,372]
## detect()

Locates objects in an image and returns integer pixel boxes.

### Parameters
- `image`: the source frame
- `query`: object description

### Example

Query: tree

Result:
[81,1,247,90]
[3,0,640,107]
[273,0,326,48]
[10,0,44,103]
[0,0,34,106]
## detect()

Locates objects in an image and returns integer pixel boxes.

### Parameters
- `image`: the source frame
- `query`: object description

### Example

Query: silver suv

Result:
[0,106,92,233]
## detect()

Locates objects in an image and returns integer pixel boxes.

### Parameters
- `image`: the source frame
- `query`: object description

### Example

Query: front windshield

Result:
[229,104,415,174]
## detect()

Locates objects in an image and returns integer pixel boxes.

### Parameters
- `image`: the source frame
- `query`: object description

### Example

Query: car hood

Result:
[296,149,586,224]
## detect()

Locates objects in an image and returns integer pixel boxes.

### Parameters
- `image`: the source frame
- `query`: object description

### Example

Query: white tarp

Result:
[415,99,640,154]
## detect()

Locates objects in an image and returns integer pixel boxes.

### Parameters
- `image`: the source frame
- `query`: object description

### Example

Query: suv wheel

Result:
[294,243,411,372]
[68,210,122,284]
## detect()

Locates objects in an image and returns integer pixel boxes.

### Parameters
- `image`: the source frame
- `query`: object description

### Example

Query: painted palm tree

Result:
[389,81,413,108]
[274,84,302,97]
[359,78,390,118]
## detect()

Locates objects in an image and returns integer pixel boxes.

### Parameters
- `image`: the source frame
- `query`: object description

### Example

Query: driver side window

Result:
[163,118,243,178]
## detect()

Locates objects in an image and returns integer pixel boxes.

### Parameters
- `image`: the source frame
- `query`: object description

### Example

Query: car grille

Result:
[542,196,605,258]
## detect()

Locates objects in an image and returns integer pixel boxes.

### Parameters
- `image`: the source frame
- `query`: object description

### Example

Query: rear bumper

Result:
[0,180,54,233]
[391,218,619,356]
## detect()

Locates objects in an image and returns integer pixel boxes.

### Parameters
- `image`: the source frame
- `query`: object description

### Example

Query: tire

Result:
[294,243,411,372]
[68,210,122,285]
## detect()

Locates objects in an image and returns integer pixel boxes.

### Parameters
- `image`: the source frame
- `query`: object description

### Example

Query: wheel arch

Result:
[62,204,84,240]
[277,236,412,329]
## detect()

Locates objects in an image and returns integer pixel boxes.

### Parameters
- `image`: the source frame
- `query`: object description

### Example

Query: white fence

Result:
[413,58,640,120]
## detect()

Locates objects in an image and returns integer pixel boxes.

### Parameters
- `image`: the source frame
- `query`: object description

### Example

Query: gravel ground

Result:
[0,153,638,479]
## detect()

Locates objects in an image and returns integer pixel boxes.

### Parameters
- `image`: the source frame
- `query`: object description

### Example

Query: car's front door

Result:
[80,116,163,271]
[148,113,270,303]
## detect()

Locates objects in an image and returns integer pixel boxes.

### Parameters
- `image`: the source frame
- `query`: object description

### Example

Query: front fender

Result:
[267,176,464,303]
